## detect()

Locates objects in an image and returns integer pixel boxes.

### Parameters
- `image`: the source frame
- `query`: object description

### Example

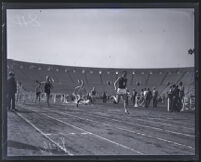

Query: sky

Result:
[7,8,194,69]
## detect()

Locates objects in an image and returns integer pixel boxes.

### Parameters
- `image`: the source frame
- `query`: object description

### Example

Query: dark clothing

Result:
[103,92,107,103]
[152,90,158,108]
[7,94,15,110]
[7,76,17,110]
[44,82,52,94]
[172,87,182,112]
[168,88,174,112]
[179,85,185,99]
[118,77,127,89]
[91,90,96,96]
[36,92,41,96]
[7,76,17,95]
[147,91,152,107]
[131,91,137,105]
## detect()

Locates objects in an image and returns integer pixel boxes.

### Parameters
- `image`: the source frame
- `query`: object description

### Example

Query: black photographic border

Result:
[1,2,200,161]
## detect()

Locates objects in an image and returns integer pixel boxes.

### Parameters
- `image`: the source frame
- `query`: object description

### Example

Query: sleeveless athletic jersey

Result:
[118,77,127,89]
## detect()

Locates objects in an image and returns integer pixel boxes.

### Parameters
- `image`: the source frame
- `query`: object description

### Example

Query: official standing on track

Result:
[7,72,17,111]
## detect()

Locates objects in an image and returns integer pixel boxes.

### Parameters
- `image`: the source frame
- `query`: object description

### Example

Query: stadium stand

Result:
[7,59,195,98]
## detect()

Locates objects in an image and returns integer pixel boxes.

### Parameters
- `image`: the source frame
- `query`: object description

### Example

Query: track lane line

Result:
[48,110,194,150]
[48,108,194,138]
[44,103,194,131]
[15,112,73,156]
[50,103,195,128]
[38,112,144,155]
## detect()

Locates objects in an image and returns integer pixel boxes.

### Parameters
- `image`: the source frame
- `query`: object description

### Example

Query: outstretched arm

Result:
[114,77,120,91]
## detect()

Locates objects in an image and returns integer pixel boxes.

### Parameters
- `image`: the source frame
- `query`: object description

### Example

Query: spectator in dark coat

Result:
[152,87,158,108]
[147,88,152,107]
[7,72,17,111]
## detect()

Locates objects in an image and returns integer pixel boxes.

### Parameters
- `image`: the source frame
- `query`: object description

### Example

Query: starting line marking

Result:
[15,112,74,156]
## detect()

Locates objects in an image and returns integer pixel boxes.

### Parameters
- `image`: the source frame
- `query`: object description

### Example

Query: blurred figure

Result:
[41,76,54,107]
[35,80,42,103]
[139,89,145,107]
[147,88,152,107]
[162,94,166,104]
[152,87,158,108]
[7,72,17,111]
[90,87,96,104]
[73,80,87,107]
[16,81,24,103]
[131,89,137,107]
[172,84,181,112]
[178,81,185,111]
[112,71,129,114]
[135,93,141,107]
[103,91,107,103]
[167,85,174,112]
[126,89,130,106]
[144,88,149,108]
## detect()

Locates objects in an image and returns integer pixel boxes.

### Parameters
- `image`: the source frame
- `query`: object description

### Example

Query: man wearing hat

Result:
[7,71,17,111]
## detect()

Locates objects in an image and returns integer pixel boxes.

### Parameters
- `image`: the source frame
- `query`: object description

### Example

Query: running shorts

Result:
[117,88,127,95]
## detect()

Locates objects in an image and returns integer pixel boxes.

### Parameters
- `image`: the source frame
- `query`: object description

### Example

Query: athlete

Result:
[73,79,87,107]
[89,87,96,104]
[112,71,129,114]
[35,80,42,103]
[41,76,54,107]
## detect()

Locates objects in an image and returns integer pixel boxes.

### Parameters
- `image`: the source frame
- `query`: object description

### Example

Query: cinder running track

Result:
[7,102,195,156]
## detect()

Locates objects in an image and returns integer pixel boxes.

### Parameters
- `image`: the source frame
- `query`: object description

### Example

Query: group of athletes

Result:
[7,70,186,114]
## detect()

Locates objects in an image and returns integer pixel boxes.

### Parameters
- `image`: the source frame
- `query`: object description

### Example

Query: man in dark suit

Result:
[7,72,17,111]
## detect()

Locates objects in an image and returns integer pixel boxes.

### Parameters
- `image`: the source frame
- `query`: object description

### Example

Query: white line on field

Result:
[49,109,194,138]
[44,132,90,136]
[21,104,194,131]
[15,112,73,156]
[49,110,194,150]
[52,104,194,130]
[42,104,193,131]
[41,113,144,155]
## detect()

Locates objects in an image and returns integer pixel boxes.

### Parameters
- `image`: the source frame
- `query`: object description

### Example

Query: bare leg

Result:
[123,95,129,114]
[46,94,50,107]
[112,94,120,104]
[39,95,41,103]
